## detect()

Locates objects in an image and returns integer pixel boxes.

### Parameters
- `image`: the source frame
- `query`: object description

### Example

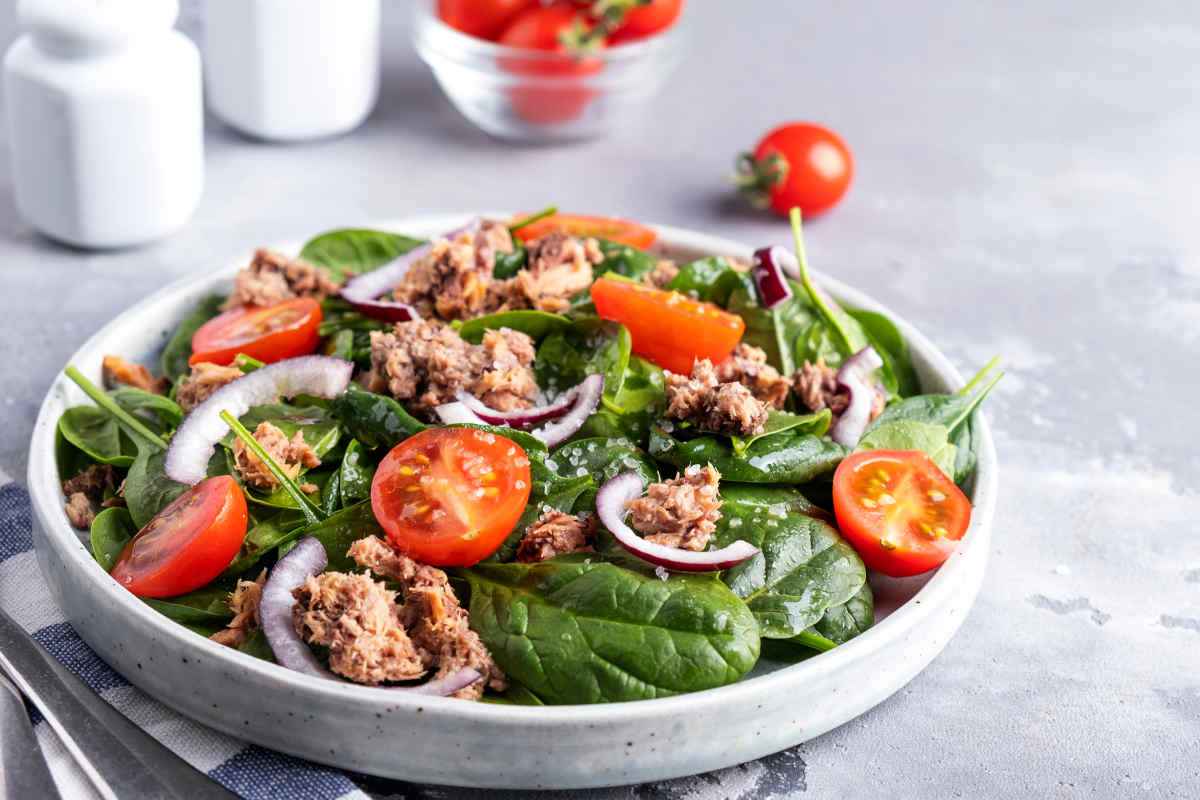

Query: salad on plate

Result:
[54,209,999,705]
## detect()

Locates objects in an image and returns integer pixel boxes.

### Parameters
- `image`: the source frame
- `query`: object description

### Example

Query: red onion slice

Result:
[339,219,482,321]
[595,472,759,573]
[752,246,796,309]
[260,537,337,680]
[434,375,604,449]
[258,536,482,697]
[829,346,884,447]
[165,355,354,485]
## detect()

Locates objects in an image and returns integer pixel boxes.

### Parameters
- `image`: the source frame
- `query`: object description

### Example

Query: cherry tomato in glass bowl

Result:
[497,3,605,125]
[591,276,745,373]
[110,476,249,598]
[189,297,322,367]
[737,122,854,218]
[437,0,536,41]
[832,450,972,578]
[371,427,533,567]
[608,0,685,44]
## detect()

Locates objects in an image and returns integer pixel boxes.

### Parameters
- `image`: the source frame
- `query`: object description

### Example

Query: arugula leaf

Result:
[298,228,423,282]
[461,557,760,704]
[89,507,135,572]
[160,294,224,381]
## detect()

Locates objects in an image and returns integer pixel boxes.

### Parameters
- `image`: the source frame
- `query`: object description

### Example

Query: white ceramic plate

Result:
[27,214,997,790]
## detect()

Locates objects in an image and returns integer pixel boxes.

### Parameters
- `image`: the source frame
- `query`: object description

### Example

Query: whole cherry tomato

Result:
[737,122,854,218]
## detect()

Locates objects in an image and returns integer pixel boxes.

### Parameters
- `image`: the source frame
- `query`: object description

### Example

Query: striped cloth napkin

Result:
[0,470,385,800]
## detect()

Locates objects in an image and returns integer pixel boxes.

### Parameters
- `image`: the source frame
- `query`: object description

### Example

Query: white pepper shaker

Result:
[204,0,381,142]
[3,0,204,249]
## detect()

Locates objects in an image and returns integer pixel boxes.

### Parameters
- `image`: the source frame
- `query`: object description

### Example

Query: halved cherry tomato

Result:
[110,476,249,598]
[738,122,854,218]
[371,428,533,567]
[498,3,604,124]
[608,0,685,43]
[513,213,657,250]
[591,276,745,373]
[438,0,536,41]
[832,450,972,578]
[189,297,322,367]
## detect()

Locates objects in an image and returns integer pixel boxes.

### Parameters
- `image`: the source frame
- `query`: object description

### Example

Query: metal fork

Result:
[0,667,61,800]
[0,607,237,800]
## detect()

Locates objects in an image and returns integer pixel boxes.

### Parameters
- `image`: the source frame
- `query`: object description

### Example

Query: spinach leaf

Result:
[160,294,224,381]
[458,310,572,344]
[575,354,663,446]
[534,317,631,400]
[331,385,425,450]
[111,388,184,434]
[89,507,135,572]
[866,360,1003,439]
[666,256,737,300]
[58,406,138,467]
[125,446,191,529]
[221,403,342,458]
[55,427,94,482]
[461,556,760,704]
[793,321,842,369]
[714,485,867,638]
[482,683,544,706]
[594,239,657,281]
[323,328,356,362]
[492,240,527,280]
[951,412,979,486]
[809,582,874,645]
[727,277,817,375]
[730,409,831,457]
[847,309,919,398]
[338,439,375,507]
[306,502,386,571]
[490,475,594,563]
[298,228,423,282]
[223,511,306,576]
[549,438,658,513]
[245,470,334,513]
[237,629,276,662]
[649,426,847,484]
[144,586,235,624]
[857,420,957,477]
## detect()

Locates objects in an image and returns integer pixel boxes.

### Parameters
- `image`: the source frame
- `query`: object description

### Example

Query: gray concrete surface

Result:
[1,2,1197,797]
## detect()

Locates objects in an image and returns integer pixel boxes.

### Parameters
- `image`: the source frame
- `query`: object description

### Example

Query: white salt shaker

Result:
[3,0,204,249]
[204,0,381,142]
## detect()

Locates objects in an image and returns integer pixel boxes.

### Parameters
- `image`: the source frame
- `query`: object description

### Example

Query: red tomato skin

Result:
[752,123,854,218]
[438,0,536,41]
[497,4,604,124]
[832,450,971,578]
[110,476,249,599]
[189,298,323,367]
[513,213,657,250]
[609,0,684,43]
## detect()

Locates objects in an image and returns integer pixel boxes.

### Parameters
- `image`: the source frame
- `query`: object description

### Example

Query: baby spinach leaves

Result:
[222,511,306,576]
[730,408,832,456]
[649,426,847,484]
[714,485,869,638]
[338,439,375,507]
[89,507,135,572]
[809,582,874,645]
[298,228,423,282]
[461,556,760,704]
[58,406,140,467]
[857,420,958,477]
[160,294,224,381]
[458,310,571,344]
[331,385,425,450]
[594,239,657,281]
[491,475,594,564]
[847,309,919,398]
[125,447,191,529]
[535,317,631,400]
[143,586,235,625]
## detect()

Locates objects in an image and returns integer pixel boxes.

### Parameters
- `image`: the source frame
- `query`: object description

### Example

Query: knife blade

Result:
[0,668,62,800]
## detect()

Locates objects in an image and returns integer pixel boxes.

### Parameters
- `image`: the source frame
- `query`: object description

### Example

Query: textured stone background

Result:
[0,2,1197,798]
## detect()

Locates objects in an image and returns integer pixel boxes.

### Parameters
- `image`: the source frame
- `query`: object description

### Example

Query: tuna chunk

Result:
[348,536,506,699]
[793,359,886,420]
[643,258,680,289]
[231,422,321,492]
[101,355,167,394]
[175,361,244,413]
[293,572,429,685]
[224,249,340,309]
[664,359,770,436]
[626,464,723,552]
[62,464,119,529]
[368,320,538,416]
[716,344,790,409]
[393,224,513,321]
[513,233,601,313]
[516,510,596,563]
[211,570,267,649]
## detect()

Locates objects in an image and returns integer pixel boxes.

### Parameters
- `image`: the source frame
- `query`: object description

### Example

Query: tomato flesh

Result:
[752,122,853,218]
[609,0,684,43]
[832,450,971,578]
[513,213,657,250]
[437,0,536,40]
[110,476,249,598]
[591,276,745,373]
[498,4,603,124]
[371,428,532,567]
[189,297,322,367]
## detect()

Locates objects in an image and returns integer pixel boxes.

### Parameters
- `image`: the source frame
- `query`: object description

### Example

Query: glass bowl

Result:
[412,1,685,143]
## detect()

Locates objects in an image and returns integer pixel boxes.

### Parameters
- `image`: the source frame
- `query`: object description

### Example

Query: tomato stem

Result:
[64,365,169,451]
[788,208,857,356]
[219,410,324,526]
[508,206,558,234]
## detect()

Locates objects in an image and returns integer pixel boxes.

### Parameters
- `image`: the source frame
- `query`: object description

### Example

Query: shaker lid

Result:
[19,0,179,52]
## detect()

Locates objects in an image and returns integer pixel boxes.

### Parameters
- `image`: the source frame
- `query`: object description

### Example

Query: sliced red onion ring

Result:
[595,472,759,572]
[258,536,482,696]
[164,356,354,485]
[751,246,796,309]
[434,375,604,449]
[829,346,884,447]
[339,218,482,321]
